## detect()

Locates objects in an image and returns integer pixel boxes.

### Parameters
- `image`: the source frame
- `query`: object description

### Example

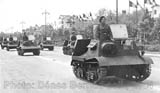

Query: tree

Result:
[152,17,160,43]
[64,30,70,40]
[96,8,107,17]
[58,28,63,36]
[139,10,155,43]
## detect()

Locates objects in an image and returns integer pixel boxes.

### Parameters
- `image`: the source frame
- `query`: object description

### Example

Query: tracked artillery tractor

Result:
[40,37,54,51]
[62,40,73,55]
[63,35,83,55]
[6,37,19,51]
[17,35,40,56]
[71,24,153,84]
[1,38,8,49]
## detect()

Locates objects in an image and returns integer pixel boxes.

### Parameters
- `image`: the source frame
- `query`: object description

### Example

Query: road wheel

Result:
[1,46,4,49]
[134,64,151,82]
[86,68,99,83]
[41,47,44,50]
[33,50,40,55]
[40,45,43,50]
[19,49,24,56]
[18,50,20,55]
[73,66,84,78]
[63,50,67,55]
[67,49,72,55]
[48,47,54,51]
[7,47,9,51]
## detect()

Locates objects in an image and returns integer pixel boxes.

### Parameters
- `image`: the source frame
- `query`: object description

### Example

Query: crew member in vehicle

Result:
[9,35,13,41]
[95,16,113,56]
[70,31,77,41]
[22,32,28,41]
[70,31,77,46]
[96,16,112,41]
[43,37,46,41]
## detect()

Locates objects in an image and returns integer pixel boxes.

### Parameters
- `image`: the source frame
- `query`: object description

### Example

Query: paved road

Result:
[0,47,160,93]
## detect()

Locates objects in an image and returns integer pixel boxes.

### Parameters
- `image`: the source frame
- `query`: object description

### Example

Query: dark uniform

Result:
[70,35,77,46]
[96,23,112,56]
[23,34,28,41]
[96,24,112,41]
[43,37,46,41]
[9,36,13,41]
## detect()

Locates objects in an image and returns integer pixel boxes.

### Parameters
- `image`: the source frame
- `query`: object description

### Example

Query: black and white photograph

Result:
[0,0,160,93]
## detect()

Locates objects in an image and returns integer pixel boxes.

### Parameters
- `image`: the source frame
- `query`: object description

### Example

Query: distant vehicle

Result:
[71,24,153,83]
[6,37,19,51]
[40,37,54,51]
[62,40,74,55]
[63,35,83,55]
[1,38,9,49]
[17,35,40,56]
[0,37,3,45]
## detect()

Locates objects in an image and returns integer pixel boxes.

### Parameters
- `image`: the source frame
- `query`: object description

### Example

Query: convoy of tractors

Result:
[0,24,153,84]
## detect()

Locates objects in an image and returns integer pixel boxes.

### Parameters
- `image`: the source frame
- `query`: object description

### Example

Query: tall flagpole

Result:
[143,0,146,45]
[129,0,130,21]
[136,0,138,40]
[144,0,145,9]
[116,0,118,23]
[136,0,138,27]
[42,9,50,37]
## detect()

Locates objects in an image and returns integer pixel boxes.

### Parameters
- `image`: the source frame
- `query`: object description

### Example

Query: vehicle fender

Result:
[95,56,153,67]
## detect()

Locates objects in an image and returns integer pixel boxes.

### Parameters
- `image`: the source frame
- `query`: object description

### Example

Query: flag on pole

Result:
[151,0,160,9]
[79,15,82,19]
[89,12,92,17]
[154,10,157,14]
[137,1,140,6]
[152,0,160,6]
[129,0,137,8]
[78,15,81,21]
[144,0,152,5]
[83,14,86,18]
[88,12,94,21]
[136,0,144,9]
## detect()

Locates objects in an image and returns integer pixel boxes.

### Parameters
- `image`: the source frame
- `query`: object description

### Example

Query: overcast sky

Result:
[0,0,159,33]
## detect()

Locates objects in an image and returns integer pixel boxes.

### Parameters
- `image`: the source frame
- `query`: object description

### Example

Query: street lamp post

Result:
[20,21,25,32]
[42,9,50,37]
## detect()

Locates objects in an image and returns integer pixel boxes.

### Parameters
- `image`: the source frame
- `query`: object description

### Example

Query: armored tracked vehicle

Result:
[1,38,8,49]
[63,34,83,55]
[6,37,19,51]
[17,35,40,56]
[40,37,54,51]
[63,40,75,55]
[0,37,3,45]
[71,24,153,83]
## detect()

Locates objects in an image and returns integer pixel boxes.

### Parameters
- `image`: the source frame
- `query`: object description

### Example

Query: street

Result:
[0,47,160,93]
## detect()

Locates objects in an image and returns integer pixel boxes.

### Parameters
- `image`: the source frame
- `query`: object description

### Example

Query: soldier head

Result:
[23,32,26,35]
[99,16,106,24]
[43,37,46,41]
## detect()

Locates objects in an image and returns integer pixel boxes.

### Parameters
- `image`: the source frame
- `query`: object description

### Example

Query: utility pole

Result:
[136,0,138,27]
[20,21,25,32]
[116,0,118,23]
[42,9,50,37]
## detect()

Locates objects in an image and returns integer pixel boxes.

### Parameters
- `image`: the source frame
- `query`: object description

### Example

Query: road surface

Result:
[0,47,160,93]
